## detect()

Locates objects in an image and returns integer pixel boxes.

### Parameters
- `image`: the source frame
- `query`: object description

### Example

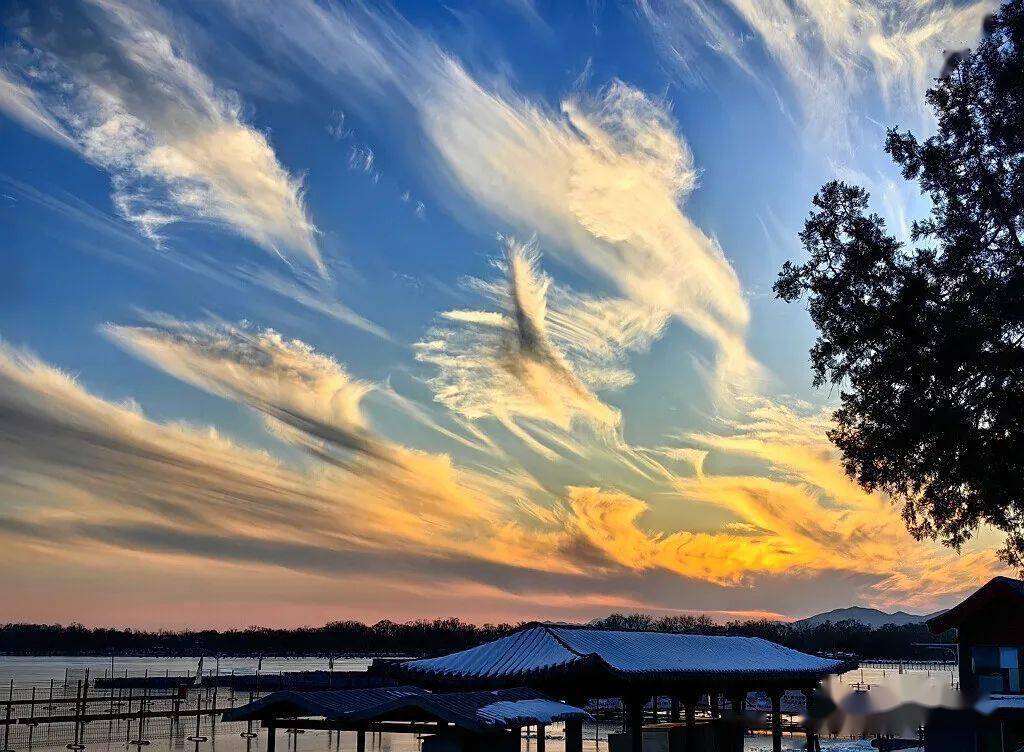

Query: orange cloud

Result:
[0,334,1003,618]
[674,396,1006,608]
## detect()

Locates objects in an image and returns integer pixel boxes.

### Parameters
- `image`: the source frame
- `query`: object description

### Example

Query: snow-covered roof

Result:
[222,685,591,732]
[476,699,592,727]
[221,687,426,723]
[928,576,1024,633]
[976,694,1024,716]
[398,624,852,684]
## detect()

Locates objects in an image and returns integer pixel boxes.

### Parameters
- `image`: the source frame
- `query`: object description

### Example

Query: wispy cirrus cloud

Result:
[674,396,1007,607]
[562,398,1004,607]
[186,2,1002,608]
[105,317,383,459]
[101,316,560,557]
[0,69,76,149]
[0,339,569,584]
[414,238,663,455]
[0,336,1001,614]
[418,73,757,394]
[636,0,994,148]
[0,0,321,268]
[218,0,758,395]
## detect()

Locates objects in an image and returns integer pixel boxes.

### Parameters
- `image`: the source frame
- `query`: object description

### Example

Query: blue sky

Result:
[0,0,1006,628]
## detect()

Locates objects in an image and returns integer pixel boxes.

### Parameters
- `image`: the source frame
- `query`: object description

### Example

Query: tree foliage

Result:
[0,615,951,660]
[0,618,515,658]
[775,0,1024,565]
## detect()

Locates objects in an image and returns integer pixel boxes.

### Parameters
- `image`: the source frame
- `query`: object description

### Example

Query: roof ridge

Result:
[484,625,551,678]
[541,623,590,659]
[928,575,1024,633]
[993,575,1024,586]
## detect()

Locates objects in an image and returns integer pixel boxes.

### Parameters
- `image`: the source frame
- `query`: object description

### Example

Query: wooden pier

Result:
[859,659,956,672]
[0,672,256,752]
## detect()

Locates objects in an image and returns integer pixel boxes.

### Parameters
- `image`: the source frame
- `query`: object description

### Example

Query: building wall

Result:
[957,600,1024,695]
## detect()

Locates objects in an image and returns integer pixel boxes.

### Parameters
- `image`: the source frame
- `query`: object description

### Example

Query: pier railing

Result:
[859,659,957,672]
[0,670,265,752]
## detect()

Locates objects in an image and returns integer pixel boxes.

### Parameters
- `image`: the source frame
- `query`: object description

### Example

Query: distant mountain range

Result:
[794,606,947,629]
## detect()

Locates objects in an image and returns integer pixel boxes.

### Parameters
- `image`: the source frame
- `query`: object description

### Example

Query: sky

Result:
[0,0,1009,629]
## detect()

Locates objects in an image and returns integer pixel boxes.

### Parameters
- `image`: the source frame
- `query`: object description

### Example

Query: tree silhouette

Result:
[776,0,1024,565]
[1,616,952,660]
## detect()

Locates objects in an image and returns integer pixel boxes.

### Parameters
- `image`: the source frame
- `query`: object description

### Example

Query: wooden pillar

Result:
[669,697,681,723]
[266,723,276,752]
[710,693,720,719]
[565,718,583,752]
[770,691,783,752]
[728,693,747,752]
[802,689,816,751]
[356,728,366,752]
[536,724,546,752]
[626,697,645,752]
[682,693,698,751]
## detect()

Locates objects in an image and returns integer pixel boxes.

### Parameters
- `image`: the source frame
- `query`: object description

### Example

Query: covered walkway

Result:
[224,685,592,752]
[377,623,855,751]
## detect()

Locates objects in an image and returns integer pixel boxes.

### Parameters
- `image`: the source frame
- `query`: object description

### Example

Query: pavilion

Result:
[376,622,856,752]
[223,685,592,752]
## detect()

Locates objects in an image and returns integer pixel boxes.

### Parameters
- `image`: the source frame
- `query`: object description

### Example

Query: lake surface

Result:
[0,657,951,752]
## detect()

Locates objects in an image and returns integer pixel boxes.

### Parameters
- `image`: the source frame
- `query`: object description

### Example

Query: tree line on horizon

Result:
[0,613,954,660]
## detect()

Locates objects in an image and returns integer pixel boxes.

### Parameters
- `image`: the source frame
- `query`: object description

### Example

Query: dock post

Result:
[356,728,365,752]
[669,697,680,723]
[266,723,276,752]
[29,685,36,748]
[75,678,84,749]
[4,678,12,752]
[536,724,546,752]
[125,684,133,744]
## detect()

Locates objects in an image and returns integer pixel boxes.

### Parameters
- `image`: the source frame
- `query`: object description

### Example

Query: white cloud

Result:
[0,338,577,577]
[0,0,321,268]
[417,72,757,393]
[636,0,994,148]
[217,0,758,394]
[415,238,665,452]
[105,317,383,459]
[0,69,76,148]
[348,145,375,173]
[235,267,391,341]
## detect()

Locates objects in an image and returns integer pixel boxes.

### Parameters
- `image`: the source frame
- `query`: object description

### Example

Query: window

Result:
[972,646,1023,694]
[1002,648,1022,692]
